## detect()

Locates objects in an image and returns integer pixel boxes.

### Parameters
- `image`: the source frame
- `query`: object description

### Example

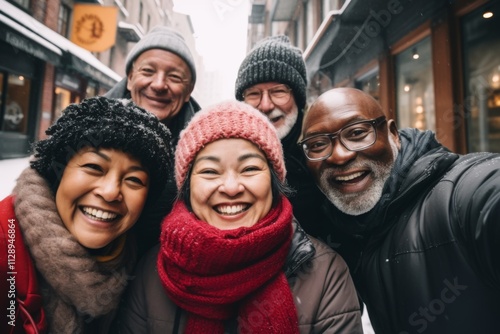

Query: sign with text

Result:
[70,4,118,52]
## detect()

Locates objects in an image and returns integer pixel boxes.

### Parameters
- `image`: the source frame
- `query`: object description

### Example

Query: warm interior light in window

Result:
[412,48,419,60]
[492,74,500,88]
[19,76,24,81]
[483,10,493,19]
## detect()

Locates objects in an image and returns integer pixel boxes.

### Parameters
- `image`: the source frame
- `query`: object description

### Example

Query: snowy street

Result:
[0,157,30,200]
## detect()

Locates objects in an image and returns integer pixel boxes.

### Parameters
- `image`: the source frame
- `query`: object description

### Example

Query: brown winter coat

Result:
[118,221,363,333]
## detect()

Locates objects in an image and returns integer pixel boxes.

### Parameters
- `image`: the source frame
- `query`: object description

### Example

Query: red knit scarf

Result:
[157,196,299,334]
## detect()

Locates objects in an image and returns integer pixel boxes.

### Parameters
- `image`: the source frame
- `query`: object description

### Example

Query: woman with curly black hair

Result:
[0,96,172,334]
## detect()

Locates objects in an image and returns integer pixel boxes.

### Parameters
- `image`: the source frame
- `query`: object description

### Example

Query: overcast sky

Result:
[173,0,250,98]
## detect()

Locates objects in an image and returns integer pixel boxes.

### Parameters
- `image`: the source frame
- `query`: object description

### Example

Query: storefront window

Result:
[54,87,72,120]
[355,69,380,101]
[462,1,500,153]
[86,82,97,98]
[395,36,435,131]
[0,73,3,113]
[1,73,31,134]
[53,72,83,119]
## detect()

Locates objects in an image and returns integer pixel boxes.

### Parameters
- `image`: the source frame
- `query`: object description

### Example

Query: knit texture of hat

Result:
[125,25,196,84]
[31,96,173,202]
[235,35,307,111]
[175,100,286,189]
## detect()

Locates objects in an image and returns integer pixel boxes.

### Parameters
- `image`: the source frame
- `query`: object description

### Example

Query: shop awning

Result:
[303,11,342,83]
[304,0,451,83]
[0,12,62,65]
[0,0,121,87]
[303,0,366,83]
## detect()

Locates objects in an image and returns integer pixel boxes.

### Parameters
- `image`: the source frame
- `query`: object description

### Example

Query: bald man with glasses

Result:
[301,87,500,334]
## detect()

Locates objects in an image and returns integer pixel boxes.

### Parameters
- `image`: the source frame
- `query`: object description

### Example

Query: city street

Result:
[0,156,30,199]
[0,0,498,332]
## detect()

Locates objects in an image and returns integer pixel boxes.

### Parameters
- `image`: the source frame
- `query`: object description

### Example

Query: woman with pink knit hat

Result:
[118,100,362,333]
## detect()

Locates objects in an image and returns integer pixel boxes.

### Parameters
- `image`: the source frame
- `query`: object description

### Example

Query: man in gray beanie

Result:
[105,26,201,257]
[235,35,332,242]
[105,25,200,128]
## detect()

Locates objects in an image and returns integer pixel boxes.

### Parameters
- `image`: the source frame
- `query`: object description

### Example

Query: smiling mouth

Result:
[81,207,119,222]
[148,97,170,104]
[144,93,170,103]
[334,171,369,184]
[214,204,250,216]
[269,115,283,123]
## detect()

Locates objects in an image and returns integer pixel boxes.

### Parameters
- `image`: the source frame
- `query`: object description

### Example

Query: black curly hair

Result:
[30,96,173,203]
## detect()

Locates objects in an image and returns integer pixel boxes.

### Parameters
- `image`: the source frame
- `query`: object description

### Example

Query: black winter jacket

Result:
[320,128,500,334]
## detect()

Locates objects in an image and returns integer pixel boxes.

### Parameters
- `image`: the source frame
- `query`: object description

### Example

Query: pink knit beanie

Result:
[175,100,286,189]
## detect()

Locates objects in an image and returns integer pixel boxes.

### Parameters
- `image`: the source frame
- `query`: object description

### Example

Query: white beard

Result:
[268,105,298,139]
[319,135,399,216]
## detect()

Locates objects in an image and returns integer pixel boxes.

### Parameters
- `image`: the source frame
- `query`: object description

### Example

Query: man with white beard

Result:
[235,35,328,243]
[235,35,331,239]
[301,87,500,334]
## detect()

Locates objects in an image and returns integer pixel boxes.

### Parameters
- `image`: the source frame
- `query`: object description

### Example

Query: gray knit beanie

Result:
[125,26,196,84]
[235,35,307,111]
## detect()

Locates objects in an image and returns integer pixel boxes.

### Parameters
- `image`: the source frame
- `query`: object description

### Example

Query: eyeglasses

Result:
[242,84,292,107]
[299,116,386,161]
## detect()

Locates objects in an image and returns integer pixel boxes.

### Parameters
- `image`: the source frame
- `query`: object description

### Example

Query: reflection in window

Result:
[462,1,500,153]
[395,36,435,131]
[54,87,72,120]
[1,74,31,134]
[86,82,97,98]
[355,68,380,101]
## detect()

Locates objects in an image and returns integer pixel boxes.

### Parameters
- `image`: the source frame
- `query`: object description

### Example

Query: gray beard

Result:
[319,136,399,216]
[272,105,298,139]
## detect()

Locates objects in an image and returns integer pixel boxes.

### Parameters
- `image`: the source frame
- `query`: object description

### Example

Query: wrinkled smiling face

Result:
[127,49,193,124]
[243,82,298,139]
[302,89,400,215]
[189,138,273,230]
[56,147,149,249]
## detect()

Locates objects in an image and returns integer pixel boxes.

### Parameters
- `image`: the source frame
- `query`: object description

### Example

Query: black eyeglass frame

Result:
[298,116,387,161]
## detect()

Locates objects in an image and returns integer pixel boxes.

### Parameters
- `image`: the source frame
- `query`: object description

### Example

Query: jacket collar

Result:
[284,220,316,277]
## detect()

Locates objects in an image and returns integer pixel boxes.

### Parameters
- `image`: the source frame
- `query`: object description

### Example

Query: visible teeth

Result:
[335,172,364,182]
[82,207,117,221]
[217,205,247,215]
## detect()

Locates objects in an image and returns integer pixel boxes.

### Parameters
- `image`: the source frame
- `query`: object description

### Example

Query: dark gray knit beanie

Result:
[31,96,173,203]
[125,25,196,84]
[235,35,307,111]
